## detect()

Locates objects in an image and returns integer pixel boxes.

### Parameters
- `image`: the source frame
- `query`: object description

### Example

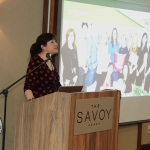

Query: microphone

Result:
[46,53,52,60]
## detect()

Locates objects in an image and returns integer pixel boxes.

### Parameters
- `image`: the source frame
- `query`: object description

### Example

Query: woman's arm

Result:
[145,67,150,78]
[24,57,39,100]
[138,52,148,75]
[129,63,137,74]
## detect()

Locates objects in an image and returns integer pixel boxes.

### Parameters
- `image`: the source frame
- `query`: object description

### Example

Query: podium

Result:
[14,90,120,150]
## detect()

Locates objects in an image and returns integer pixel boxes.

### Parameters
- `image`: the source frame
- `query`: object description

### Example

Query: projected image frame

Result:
[60,1,150,97]
[58,0,150,125]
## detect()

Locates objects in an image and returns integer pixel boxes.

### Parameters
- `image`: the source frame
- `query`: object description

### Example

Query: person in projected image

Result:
[112,35,129,89]
[135,33,148,88]
[144,46,150,93]
[95,32,110,91]
[102,34,128,93]
[24,33,61,101]
[108,28,120,63]
[124,33,139,96]
[76,22,89,86]
[61,28,79,86]
[84,23,99,92]
[103,28,120,88]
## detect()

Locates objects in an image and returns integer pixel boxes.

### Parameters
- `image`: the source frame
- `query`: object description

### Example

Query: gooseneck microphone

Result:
[46,53,52,60]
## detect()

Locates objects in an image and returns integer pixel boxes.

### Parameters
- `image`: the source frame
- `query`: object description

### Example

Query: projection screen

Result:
[58,0,150,124]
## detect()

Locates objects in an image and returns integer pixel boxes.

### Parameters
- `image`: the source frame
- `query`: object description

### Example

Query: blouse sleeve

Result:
[24,58,40,92]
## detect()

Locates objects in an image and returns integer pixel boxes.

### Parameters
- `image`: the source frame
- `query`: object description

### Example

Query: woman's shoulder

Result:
[32,55,42,60]
[29,55,43,64]
[61,44,67,50]
[61,45,71,53]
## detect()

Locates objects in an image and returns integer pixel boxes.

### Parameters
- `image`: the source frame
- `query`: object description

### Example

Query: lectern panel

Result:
[68,91,120,150]
[14,90,120,150]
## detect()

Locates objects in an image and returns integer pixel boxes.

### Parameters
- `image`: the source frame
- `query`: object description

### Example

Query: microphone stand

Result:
[0,58,49,150]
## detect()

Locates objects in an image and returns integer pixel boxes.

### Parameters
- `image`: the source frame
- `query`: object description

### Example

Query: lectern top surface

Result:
[58,86,83,93]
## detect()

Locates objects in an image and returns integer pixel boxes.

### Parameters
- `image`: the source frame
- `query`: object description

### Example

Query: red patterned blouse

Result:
[24,55,61,98]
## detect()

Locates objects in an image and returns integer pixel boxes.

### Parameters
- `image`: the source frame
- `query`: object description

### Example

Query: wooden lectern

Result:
[14,90,120,150]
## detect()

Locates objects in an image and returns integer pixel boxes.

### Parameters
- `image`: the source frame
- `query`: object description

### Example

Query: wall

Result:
[118,125,138,150]
[0,0,150,149]
[0,0,43,149]
[118,121,150,149]
[142,122,150,144]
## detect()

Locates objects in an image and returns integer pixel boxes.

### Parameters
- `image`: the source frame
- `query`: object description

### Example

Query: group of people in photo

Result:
[60,22,150,96]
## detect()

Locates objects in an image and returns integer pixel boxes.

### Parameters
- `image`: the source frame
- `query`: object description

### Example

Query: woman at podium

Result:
[24,33,61,101]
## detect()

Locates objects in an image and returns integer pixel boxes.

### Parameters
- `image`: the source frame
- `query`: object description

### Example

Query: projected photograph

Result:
[59,1,150,97]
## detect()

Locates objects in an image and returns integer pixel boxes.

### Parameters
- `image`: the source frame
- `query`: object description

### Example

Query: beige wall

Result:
[118,125,138,150]
[118,122,150,150]
[142,122,150,144]
[0,0,150,150]
[0,0,43,149]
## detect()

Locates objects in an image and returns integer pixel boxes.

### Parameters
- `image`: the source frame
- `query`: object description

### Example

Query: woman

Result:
[113,35,128,82]
[108,28,120,63]
[61,28,78,86]
[124,33,138,95]
[24,33,61,100]
[103,28,120,87]
[136,33,148,87]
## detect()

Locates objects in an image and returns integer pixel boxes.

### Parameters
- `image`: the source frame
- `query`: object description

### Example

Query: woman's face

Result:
[142,35,147,46]
[68,32,74,44]
[42,39,58,54]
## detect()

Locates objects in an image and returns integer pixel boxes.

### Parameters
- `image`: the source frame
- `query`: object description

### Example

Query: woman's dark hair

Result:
[30,33,56,57]
[140,32,148,48]
[81,22,88,28]
[111,28,118,48]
